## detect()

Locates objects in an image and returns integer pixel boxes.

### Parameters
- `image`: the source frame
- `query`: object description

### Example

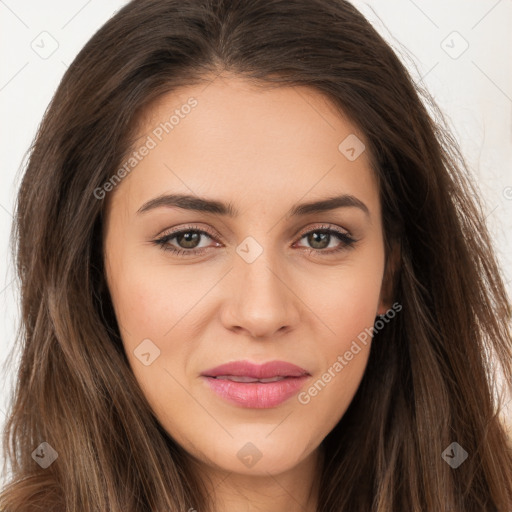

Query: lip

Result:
[201,360,310,409]
[201,360,309,379]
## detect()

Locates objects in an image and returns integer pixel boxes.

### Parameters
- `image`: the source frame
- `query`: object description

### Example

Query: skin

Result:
[103,74,391,512]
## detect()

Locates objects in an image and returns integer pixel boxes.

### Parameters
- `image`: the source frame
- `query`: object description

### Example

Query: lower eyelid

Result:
[156,228,355,255]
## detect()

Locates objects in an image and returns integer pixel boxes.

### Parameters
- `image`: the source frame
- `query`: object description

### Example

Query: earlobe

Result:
[377,240,401,316]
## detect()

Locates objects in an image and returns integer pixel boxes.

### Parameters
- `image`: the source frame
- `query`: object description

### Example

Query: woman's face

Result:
[103,75,389,477]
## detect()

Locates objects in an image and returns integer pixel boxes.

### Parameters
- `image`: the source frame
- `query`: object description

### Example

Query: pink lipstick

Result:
[200,360,310,408]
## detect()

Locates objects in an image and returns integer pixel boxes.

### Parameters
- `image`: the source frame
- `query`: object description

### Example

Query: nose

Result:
[219,247,301,339]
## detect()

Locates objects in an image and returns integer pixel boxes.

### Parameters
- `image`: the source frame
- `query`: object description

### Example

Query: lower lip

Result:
[202,375,309,408]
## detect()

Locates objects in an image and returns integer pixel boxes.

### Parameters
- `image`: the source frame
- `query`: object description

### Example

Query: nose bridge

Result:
[222,234,299,336]
[235,235,287,306]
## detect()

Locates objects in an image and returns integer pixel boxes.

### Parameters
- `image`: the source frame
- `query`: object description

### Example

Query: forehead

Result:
[105,75,379,219]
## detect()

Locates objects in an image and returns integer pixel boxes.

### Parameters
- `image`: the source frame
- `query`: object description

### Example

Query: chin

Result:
[192,432,317,476]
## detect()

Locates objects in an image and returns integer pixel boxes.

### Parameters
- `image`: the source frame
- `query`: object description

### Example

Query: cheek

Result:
[302,251,385,347]
[108,252,208,344]
[292,250,384,427]
[106,254,219,402]
[295,342,371,445]
[107,263,201,432]
[295,291,376,439]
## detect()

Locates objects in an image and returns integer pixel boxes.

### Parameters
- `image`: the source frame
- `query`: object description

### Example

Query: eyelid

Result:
[156,223,222,242]
[157,222,353,242]
[295,222,353,240]
[153,222,357,256]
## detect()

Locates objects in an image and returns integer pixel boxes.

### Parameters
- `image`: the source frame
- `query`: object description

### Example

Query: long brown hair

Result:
[2,0,511,510]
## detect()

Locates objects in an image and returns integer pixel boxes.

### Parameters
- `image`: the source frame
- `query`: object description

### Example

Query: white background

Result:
[1,0,511,473]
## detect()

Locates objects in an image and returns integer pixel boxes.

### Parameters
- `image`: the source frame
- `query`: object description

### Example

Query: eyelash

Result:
[153,223,357,258]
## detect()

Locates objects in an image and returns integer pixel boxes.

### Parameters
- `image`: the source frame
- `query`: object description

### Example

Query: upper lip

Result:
[201,360,309,379]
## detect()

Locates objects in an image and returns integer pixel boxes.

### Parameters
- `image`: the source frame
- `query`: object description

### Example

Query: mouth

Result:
[200,360,310,408]
[211,375,290,383]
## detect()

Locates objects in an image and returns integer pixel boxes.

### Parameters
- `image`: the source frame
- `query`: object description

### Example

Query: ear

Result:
[377,240,400,316]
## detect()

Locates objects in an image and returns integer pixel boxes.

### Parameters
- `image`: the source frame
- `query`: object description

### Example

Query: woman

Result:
[1,0,511,510]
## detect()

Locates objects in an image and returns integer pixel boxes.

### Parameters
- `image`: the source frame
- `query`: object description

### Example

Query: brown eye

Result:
[174,231,203,249]
[295,225,356,254]
[154,226,220,256]
[153,224,356,257]
[305,231,331,249]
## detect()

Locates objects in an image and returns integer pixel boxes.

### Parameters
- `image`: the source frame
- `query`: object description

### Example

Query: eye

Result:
[293,224,356,255]
[153,223,357,257]
[153,224,220,257]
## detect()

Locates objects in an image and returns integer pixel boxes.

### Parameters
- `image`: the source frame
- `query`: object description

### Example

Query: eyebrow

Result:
[136,193,370,218]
